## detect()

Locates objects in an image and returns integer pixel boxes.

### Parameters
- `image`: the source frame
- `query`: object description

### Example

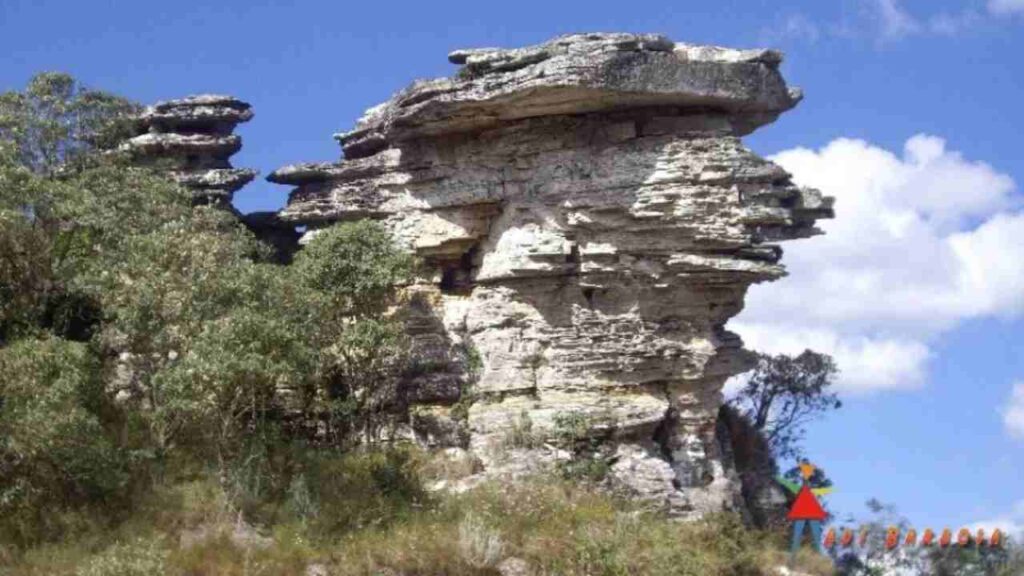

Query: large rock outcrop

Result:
[120,94,256,205]
[270,33,833,518]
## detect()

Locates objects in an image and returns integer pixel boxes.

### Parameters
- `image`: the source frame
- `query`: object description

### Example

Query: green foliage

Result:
[293,220,413,316]
[927,541,1024,576]
[318,318,408,445]
[0,72,139,176]
[450,342,482,422]
[329,477,833,576]
[553,411,616,482]
[730,349,841,460]
[0,337,127,546]
[0,72,420,557]
[290,448,426,535]
[88,209,282,455]
[464,343,482,377]
[830,499,1024,576]
[0,210,52,343]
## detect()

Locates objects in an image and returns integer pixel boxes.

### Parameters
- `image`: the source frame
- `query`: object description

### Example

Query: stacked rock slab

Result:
[121,95,256,205]
[270,33,834,518]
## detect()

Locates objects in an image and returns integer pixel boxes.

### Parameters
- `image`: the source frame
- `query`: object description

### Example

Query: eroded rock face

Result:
[270,33,833,518]
[121,94,256,205]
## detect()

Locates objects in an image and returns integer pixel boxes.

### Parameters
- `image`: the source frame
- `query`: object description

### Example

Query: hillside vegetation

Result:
[3,68,1023,576]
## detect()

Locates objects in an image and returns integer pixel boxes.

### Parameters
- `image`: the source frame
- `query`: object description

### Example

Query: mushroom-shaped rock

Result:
[269,33,834,519]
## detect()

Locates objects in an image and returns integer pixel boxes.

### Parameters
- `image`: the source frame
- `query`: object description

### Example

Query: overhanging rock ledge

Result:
[270,32,834,518]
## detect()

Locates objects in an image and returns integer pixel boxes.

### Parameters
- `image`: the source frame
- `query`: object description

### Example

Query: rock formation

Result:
[120,95,301,262]
[269,32,834,518]
[120,94,256,205]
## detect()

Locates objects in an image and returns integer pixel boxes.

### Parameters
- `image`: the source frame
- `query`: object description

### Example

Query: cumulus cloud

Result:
[1004,381,1024,439]
[989,0,1024,15]
[729,135,1022,394]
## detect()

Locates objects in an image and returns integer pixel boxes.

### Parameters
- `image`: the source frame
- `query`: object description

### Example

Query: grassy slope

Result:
[0,450,835,576]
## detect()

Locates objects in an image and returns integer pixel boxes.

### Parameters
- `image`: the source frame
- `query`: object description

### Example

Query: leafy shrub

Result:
[0,337,127,546]
[293,220,413,317]
[319,318,409,446]
[0,210,51,343]
[553,410,616,482]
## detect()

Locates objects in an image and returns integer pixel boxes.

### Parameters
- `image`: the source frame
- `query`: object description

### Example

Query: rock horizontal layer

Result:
[141,94,254,132]
[173,168,257,193]
[336,33,802,159]
[122,95,256,205]
[270,32,834,518]
[122,133,242,159]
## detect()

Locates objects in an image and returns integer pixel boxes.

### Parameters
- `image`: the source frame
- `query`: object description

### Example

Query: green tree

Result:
[92,208,279,455]
[927,533,1024,576]
[0,72,421,550]
[294,221,415,446]
[293,220,413,317]
[0,72,138,176]
[729,350,841,459]
[833,499,1024,576]
[320,318,408,445]
[0,75,173,345]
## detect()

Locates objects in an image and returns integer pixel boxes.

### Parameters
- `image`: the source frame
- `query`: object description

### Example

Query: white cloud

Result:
[729,135,1023,394]
[765,1,991,46]
[1004,381,1024,439]
[733,324,931,393]
[874,0,922,39]
[760,13,821,44]
[869,0,982,40]
[989,0,1024,16]
[969,500,1024,539]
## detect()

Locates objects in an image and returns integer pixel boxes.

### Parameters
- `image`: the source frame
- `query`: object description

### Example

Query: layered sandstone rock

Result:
[121,94,256,205]
[270,33,833,518]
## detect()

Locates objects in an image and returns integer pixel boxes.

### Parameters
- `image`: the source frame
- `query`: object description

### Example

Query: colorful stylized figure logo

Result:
[778,460,833,557]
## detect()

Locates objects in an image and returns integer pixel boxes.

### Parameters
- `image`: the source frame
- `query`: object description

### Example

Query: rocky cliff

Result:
[268,33,834,518]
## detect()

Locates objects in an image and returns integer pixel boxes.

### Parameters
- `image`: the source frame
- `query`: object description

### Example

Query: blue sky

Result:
[3,0,1022,535]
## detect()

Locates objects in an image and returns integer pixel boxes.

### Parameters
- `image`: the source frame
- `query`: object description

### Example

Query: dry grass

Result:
[0,450,836,576]
[321,480,835,576]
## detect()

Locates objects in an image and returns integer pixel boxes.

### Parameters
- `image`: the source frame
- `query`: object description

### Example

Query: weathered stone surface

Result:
[121,95,256,204]
[270,33,833,518]
[334,33,801,159]
[141,94,254,132]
